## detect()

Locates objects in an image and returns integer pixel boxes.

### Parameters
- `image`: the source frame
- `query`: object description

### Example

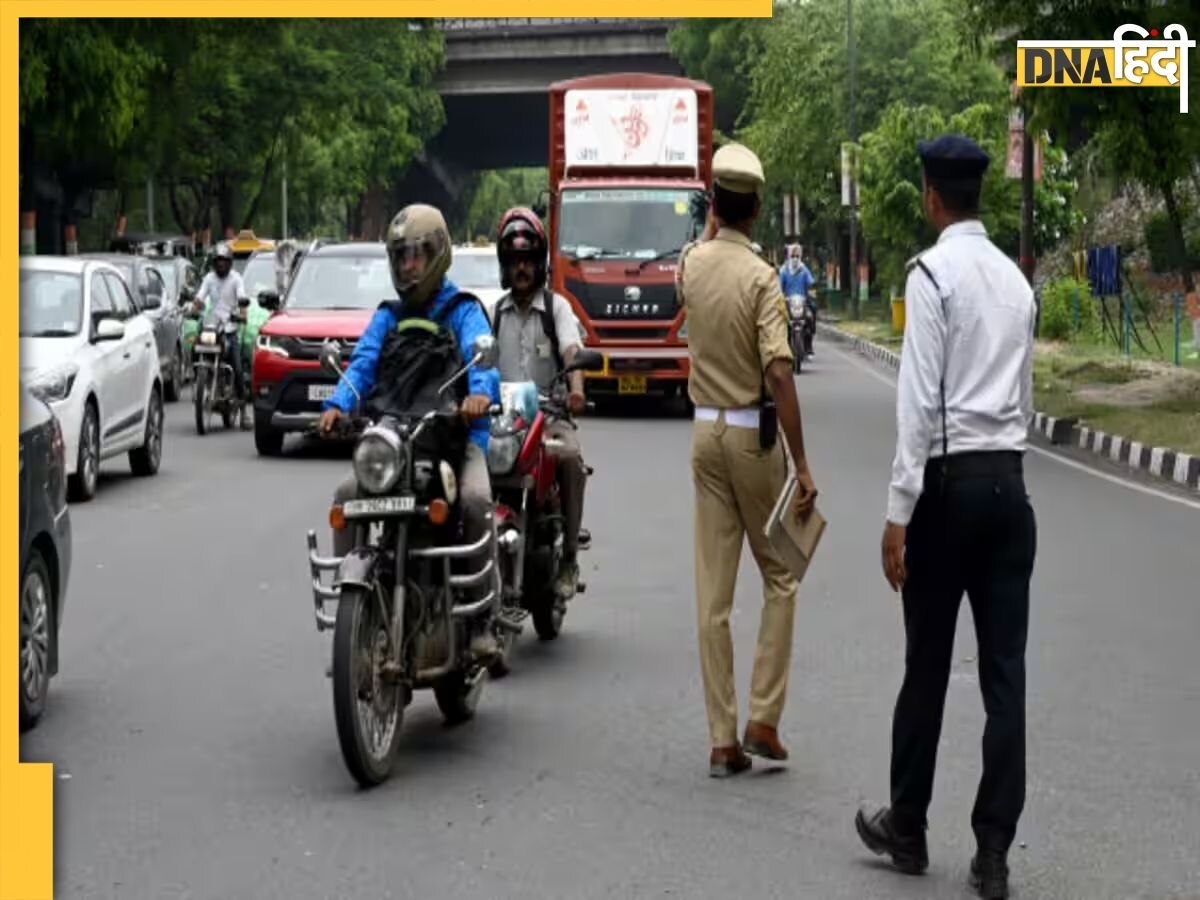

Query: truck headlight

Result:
[353,427,404,494]
[29,363,79,403]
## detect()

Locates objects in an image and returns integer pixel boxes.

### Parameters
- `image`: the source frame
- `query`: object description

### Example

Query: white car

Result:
[20,257,165,502]
[450,245,585,341]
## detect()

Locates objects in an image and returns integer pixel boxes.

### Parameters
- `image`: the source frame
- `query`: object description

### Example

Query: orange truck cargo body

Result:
[547,73,714,402]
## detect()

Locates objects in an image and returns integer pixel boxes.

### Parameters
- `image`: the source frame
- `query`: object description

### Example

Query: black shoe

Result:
[854,807,928,875]
[969,848,1009,899]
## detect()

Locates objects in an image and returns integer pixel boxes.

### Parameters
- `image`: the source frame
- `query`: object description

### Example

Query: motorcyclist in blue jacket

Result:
[320,204,501,657]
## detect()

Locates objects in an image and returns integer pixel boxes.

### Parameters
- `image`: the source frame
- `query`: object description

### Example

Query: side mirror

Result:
[532,188,550,221]
[258,290,280,311]
[566,348,605,374]
[141,288,163,310]
[470,334,498,369]
[179,286,195,305]
[94,318,126,342]
[319,340,343,379]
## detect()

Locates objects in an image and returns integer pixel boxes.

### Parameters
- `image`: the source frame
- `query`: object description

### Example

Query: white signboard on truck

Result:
[564,89,698,171]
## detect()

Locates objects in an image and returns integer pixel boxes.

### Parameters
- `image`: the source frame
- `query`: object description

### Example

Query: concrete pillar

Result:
[20,211,36,255]
[64,224,79,256]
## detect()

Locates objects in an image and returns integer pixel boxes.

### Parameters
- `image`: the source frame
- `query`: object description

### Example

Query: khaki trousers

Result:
[691,414,798,747]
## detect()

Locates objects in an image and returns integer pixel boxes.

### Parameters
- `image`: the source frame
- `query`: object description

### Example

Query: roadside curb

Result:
[817,322,1200,494]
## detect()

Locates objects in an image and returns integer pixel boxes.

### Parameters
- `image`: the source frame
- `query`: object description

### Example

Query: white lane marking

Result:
[830,344,1200,513]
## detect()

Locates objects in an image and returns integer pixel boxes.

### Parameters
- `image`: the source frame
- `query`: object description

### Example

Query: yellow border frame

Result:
[2,4,768,897]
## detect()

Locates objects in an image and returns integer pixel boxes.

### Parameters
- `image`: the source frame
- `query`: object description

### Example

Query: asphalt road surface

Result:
[22,337,1200,900]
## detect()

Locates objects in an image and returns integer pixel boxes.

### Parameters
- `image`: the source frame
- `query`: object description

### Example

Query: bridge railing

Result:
[437,17,676,34]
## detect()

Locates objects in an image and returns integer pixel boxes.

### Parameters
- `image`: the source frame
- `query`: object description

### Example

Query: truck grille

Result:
[564,278,678,321]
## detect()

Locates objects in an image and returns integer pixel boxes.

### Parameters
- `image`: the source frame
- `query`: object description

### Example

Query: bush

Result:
[1145,212,1200,274]
[1039,277,1100,342]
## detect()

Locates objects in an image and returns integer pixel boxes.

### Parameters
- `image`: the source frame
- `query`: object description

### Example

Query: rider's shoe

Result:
[555,559,580,600]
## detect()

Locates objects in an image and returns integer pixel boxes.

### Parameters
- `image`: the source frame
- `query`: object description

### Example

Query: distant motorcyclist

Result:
[780,245,816,358]
[489,207,589,600]
[318,205,501,657]
[192,241,250,402]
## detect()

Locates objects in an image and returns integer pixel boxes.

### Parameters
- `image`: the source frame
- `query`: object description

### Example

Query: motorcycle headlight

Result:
[353,427,404,495]
[487,433,521,476]
[29,363,79,403]
[199,330,217,346]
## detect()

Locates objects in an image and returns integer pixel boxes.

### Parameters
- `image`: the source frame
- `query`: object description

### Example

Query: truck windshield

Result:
[559,188,705,261]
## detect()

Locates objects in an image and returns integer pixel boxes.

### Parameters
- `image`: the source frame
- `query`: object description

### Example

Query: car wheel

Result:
[164,346,183,402]
[68,400,100,502]
[129,386,163,476]
[19,550,53,732]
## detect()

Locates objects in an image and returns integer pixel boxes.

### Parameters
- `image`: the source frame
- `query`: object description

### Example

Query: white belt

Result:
[694,406,760,428]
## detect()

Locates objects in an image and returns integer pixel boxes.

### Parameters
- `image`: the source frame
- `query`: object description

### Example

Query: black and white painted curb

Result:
[817,321,1200,493]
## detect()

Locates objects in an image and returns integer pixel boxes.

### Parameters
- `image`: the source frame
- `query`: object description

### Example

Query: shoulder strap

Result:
[541,287,563,371]
[434,290,483,325]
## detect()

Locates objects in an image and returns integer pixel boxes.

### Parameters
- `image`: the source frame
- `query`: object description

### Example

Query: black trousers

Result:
[889,451,1036,852]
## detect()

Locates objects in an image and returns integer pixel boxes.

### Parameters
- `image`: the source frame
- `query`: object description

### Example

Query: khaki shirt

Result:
[678,228,793,408]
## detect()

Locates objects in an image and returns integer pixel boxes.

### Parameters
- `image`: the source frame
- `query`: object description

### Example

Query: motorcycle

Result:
[187,299,250,434]
[305,335,509,787]
[787,293,817,373]
[484,351,605,671]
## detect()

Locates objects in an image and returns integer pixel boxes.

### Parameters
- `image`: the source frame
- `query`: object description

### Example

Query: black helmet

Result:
[497,207,548,292]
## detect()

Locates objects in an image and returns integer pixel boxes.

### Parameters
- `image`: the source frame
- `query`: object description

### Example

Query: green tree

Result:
[667,18,770,132]
[454,168,548,244]
[965,0,1200,291]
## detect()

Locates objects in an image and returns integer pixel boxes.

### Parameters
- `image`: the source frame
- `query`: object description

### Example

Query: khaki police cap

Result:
[712,143,765,195]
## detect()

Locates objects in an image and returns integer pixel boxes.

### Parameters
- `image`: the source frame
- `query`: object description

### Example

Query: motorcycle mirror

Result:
[319,340,343,379]
[469,335,498,369]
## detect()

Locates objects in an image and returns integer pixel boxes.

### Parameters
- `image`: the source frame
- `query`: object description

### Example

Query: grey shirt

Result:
[494,290,583,391]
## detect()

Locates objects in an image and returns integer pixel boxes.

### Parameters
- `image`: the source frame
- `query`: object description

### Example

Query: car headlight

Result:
[487,433,521,476]
[256,334,290,357]
[353,426,404,495]
[29,363,79,403]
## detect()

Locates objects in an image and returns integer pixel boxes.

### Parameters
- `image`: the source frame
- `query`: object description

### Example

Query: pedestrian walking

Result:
[677,142,819,778]
[853,134,1038,900]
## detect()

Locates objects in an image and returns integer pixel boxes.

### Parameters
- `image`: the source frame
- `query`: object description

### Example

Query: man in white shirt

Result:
[192,242,250,404]
[854,135,1037,900]
[491,208,590,600]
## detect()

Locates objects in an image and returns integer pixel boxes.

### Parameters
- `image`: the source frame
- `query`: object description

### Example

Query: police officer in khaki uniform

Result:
[678,143,819,778]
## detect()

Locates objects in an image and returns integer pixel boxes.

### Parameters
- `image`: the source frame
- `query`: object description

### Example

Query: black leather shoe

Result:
[854,807,928,875]
[969,848,1009,899]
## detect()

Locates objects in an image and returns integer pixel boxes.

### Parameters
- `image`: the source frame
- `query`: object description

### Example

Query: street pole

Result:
[847,0,859,320]
[282,151,289,240]
[1020,106,1035,285]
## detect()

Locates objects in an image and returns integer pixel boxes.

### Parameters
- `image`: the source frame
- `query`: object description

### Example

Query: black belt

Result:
[924,450,1023,483]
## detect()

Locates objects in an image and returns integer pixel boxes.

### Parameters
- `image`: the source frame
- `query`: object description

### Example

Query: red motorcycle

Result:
[485,350,604,674]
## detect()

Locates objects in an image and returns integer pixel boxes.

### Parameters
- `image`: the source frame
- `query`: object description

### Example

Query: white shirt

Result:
[196,271,248,325]
[494,290,583,391]
[887,220,1036,526]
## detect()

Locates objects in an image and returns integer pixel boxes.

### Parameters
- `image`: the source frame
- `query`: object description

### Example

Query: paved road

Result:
[22,337,1200,900]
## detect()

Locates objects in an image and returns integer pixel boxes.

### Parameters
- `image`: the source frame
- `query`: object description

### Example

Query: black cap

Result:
[917,134,990,184]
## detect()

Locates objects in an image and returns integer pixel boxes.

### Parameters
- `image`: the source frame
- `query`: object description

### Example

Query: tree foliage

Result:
[667,18,770,132]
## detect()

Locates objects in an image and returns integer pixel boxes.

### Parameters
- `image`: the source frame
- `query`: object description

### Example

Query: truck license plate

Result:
[308,383,335,402]
[343,496,416,518]
[618,375,647,395]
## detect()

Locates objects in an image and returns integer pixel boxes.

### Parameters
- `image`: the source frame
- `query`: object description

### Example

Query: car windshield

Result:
[448,253,499,290]
[241,255,277,300]
[558,188,706,261]
[20,270,84,337]
[285,254,392,309]
[150,261,178,298]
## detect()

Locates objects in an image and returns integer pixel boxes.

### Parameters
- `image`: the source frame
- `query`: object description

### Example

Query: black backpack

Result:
[364,292,484,469]
[492,288,563,371]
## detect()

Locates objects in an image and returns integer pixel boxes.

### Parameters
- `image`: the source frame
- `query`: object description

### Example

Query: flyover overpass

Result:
[382,18,682,229]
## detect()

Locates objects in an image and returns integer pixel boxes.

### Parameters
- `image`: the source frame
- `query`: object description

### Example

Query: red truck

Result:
[546,74,714,407]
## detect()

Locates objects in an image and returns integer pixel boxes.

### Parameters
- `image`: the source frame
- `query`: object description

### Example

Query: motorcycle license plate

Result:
[342,496,416,518]
[618,375,647,395]
[307,383,336,401]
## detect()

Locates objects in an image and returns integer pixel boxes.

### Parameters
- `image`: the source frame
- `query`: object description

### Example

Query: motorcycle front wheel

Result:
[332,585,403,787]
[193,368,209,435]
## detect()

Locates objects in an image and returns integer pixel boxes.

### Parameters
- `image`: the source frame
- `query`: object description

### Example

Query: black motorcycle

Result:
[305,335,509,787]
[187,299,250,433]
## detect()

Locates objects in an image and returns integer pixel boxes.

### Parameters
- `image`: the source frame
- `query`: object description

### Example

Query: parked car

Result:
[250,242,387,456]
[19,384,73,732]
[145,254,201,384]
[234,249,279,356]
[78,252,185,402]
[20,257,165,501]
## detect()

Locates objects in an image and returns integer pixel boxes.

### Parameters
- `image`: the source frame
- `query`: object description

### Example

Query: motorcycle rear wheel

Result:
[332,585,403,787]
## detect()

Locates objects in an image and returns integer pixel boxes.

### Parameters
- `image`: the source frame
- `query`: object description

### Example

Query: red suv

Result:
[251,242,390,456]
